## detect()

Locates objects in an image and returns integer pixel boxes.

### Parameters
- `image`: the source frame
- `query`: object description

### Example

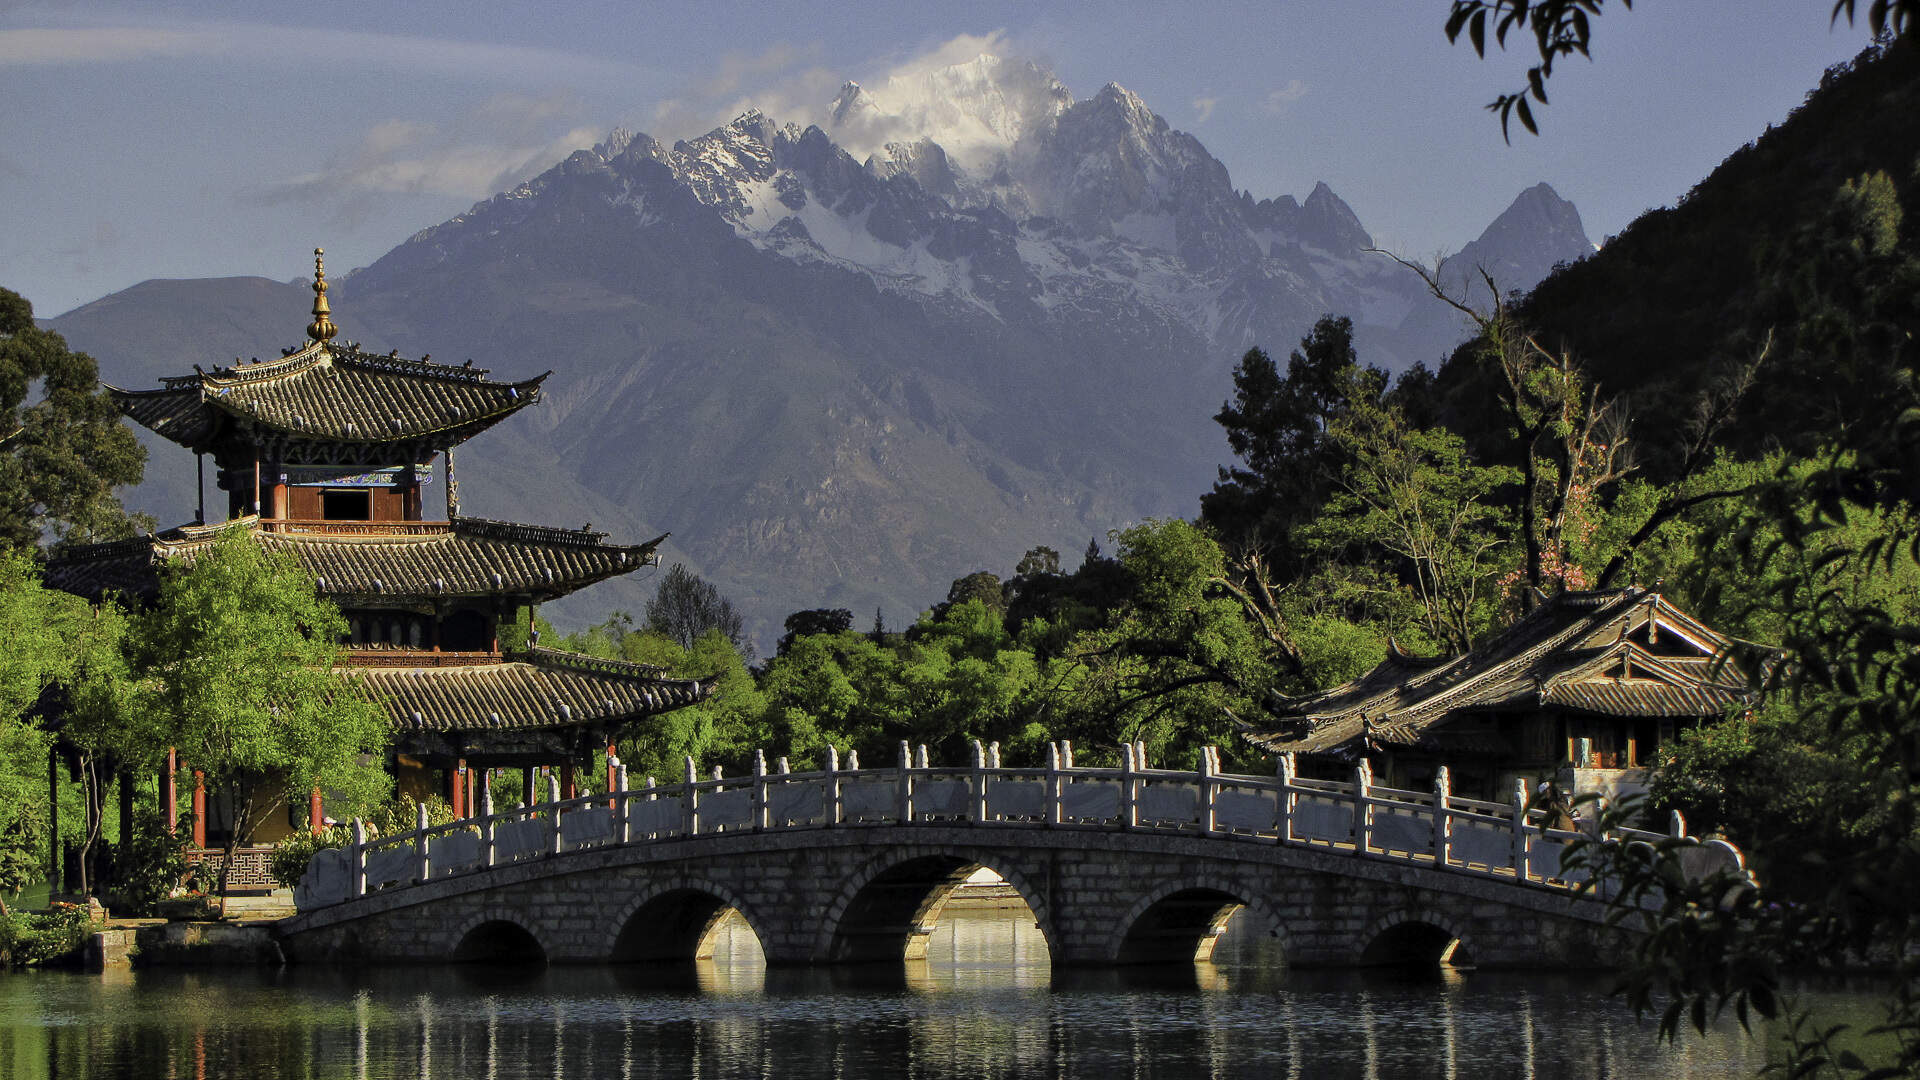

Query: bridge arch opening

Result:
[828,856,1050,966]
[1361,920,1474,969]
[1117,887,1252,965]
[452,919,547,965]
[612,888,766,964]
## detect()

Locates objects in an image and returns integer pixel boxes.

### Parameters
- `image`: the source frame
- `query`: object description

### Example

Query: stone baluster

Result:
[970,740,988,823]
[1060,740,1074,770]
[1432,766,1452,870]
[615,765,631,844]
[712,765,724,782]
[683,757,699,836]
[897,740,914,823]
[1200,746,1220,837]
[916,743,930,769]
[1510,777,1531,878]
[547,773,563,856]
[777,757,790,773]
[1045,742,1064,826]
[1277,753,1297,844]
[1135,741,1148,771]
[480,788,496,868]
[350,818,367,898]
[987,742,1001,769]
[414,802,432,883]
[1121,742,1139,829]
[752,750,768,832]
[1669,809,1687,839]
[1353,760,1373,853]
[825,746,843,827]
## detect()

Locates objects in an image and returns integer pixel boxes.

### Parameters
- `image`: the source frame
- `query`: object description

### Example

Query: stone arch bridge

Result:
[279,743,1743,968]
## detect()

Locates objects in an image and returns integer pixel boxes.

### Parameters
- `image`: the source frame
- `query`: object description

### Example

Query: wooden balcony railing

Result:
[259,519,452,536]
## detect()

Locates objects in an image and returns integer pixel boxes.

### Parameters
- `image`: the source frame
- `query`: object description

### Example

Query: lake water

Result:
[0,907,1883,1079]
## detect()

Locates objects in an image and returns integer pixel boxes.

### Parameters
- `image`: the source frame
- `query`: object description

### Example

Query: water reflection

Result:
[0,907,1872,1079]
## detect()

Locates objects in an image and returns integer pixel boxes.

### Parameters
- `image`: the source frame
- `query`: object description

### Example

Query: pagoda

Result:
[48,250,713,855]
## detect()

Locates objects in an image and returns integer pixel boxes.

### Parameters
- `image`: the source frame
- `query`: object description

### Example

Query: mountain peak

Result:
[1435,181,1593,303]
[1298,181,1372,253]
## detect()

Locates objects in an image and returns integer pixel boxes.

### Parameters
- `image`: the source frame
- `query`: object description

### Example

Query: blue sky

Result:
[2,1,1876,316]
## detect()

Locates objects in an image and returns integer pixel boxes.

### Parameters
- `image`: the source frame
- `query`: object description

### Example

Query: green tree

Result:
[0,287,147,551]
[1303,399,1519,653]
[1053,520,1278,767]
[130,532,389,893]
[1201,316,1386,572]
[646,563,752,661]
[617,628,768,781]
[0,550,94,900]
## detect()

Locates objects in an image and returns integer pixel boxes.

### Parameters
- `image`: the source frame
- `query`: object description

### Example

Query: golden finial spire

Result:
[306,247,337,343]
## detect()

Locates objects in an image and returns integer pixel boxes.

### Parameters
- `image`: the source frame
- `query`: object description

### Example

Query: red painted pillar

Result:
[309,786,324,834]
[560,761,577,801]
[449,760,466,818]
[191,771,207,848]
[605,742,618,795]
[163,748,178,833]
[466,766,479,818]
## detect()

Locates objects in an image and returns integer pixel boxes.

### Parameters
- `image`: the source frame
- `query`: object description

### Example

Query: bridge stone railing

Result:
[293,741,1749,912]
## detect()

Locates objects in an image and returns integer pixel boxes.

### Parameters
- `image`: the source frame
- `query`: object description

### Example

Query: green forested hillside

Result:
[1486,37,1920,475]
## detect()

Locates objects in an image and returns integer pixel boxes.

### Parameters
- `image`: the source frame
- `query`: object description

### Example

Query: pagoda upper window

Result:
[321,488,372,521]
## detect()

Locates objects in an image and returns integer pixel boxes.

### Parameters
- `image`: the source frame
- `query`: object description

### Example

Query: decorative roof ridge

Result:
[328,345,552,389]
[47,533,158,565]
[162,514,260,542]
[1551,638,1752,692]
[49,515,260,567]
[196,342,328,387]
[454,516,668,552]
[522,645,673,679]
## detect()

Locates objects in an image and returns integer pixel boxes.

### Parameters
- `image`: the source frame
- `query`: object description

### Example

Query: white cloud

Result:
[1263,79,1309,113]
[1192,95,1219,123]
[0,19,651,85]
[252,93,599,221]
[0,26,215,65]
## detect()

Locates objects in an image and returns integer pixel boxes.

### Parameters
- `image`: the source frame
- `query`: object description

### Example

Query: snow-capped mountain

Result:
[53,55,1589,644]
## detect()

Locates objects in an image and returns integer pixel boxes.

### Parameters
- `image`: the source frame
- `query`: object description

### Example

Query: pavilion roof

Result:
[360,647,714,735]
[44,515,662,604]
[1240,588,1760,760]
[106,340,547,458]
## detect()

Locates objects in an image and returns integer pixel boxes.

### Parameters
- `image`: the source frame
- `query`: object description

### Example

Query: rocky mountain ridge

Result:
[50,55,1590,647]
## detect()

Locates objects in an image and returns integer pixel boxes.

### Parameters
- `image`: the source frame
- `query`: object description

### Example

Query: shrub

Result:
[269,824,351,889]
[109,814,191,916]
[2,902,104,967]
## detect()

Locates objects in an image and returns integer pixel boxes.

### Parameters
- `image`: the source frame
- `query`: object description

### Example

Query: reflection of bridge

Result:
[281,742,1744,968]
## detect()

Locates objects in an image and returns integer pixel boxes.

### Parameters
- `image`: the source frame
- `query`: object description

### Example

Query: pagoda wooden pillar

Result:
[560,762,577,801]
[449,760,467,818]
[162,749,177,831]
[118,768,134,854]
[522,768,537,808]
[191,771,207,848]
[309,786,324,834]
[46,748,59,891]
[605,741,618,799]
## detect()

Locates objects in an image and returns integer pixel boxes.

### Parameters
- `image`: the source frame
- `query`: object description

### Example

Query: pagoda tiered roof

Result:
[362,647,713,735]
[45,515,664,604]
[107,340,548,464]
[1241,588,1759,760]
